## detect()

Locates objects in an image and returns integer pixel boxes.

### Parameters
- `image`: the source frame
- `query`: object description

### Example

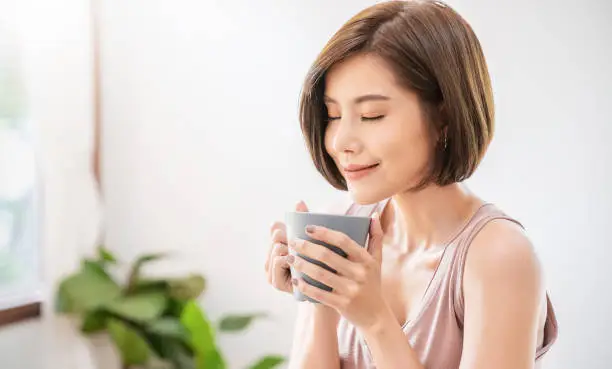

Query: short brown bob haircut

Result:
[299,0,494,191]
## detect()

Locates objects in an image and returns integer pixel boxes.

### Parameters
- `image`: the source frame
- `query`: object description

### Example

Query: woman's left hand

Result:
[288,213,389,331]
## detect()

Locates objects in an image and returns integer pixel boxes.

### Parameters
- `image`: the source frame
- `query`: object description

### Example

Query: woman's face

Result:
[324,53,435,204]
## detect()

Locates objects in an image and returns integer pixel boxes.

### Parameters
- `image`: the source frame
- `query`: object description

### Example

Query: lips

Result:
[343,163,379,172]
[341,163,380,181]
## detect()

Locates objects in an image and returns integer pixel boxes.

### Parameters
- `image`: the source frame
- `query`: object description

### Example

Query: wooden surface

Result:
[0,302,41,328]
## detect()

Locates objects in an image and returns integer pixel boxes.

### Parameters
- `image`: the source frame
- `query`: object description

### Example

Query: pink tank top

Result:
[337,200,559,369]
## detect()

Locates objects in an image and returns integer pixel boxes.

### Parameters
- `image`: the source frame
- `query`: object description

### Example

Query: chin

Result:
[347,185,390,206]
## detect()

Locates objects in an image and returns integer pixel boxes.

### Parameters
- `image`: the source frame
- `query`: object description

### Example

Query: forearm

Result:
[288,303,341,369]
[361,308,424,369]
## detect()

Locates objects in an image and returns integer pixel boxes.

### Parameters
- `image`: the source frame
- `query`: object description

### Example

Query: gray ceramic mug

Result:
[285,211,371,303]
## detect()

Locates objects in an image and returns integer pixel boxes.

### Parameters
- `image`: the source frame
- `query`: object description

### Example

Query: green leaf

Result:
[148,318,188,340]
[218,313,267,332]
[146,358,177,369]
[82,259,113,280]
[167,298,188,318]
[168,275,206,300]
[107,318,152,366]
[247,355,285,369]
[55,264,121,314]
[180,301,226,369]
[126,253,168,293]
[131,279,169,295]
[144,332,194,368]
[106,293,167,322]
[97,246,118,264]
[135,252,168,264]
[81,310,108,333]
[172,350,197,369]
[131,253,167,278]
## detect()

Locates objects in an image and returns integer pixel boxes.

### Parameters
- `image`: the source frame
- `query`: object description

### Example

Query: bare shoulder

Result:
[460,217,549,365]
[465,218,543,293]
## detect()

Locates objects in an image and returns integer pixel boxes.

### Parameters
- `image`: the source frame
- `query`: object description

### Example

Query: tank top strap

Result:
[450,203,524,327]
[372,197,391,216]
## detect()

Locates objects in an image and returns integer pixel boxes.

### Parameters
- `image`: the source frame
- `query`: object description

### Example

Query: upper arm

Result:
[459,219,544,369]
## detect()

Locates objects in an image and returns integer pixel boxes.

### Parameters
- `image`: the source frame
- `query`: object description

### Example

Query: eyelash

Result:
[326,115,385,122]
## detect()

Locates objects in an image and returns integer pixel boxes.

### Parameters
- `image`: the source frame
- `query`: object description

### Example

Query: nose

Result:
[329,117,361,156]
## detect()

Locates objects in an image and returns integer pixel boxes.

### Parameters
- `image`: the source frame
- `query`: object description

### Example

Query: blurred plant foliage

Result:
[56,246,285,369]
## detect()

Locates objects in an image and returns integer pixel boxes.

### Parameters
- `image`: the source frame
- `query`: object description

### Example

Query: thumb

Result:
[367,212,384,262]
[295,200,309,213]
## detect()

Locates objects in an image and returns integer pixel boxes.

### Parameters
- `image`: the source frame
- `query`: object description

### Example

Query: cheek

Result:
[382,119,432,174]
[323,123,337,156]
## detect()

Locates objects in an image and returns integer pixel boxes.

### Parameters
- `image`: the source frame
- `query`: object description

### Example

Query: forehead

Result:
[324,53,399,101]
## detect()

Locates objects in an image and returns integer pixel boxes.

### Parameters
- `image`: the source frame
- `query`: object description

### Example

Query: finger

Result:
[287,255,354,294]
[296,200,309,212]
[270,227,287,245]
[367,212,384,263]
[289,253,355,295]
[266,243,289,272]
[293,278,347,309]
[266,229,287,265]
[289,239,362,279]
[267,201,307,272]
[265,228,287,271]
[271,256,291,291]
[271,242,289,257]
[270,220,286,236]
[304,225,367,262]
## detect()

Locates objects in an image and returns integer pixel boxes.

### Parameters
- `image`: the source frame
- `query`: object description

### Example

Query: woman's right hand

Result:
[266,200,309,293]
[267,201,341,369]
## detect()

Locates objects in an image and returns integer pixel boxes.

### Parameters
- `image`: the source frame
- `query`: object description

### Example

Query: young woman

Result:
[265,1,558,368]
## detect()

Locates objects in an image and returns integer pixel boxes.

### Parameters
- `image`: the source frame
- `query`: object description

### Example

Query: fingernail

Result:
[287,255,295,264]
[305,225,316,233]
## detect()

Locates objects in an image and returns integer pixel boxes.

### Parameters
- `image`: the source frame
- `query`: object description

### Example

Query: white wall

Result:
[99,1,612,368]
[460,1,612,368]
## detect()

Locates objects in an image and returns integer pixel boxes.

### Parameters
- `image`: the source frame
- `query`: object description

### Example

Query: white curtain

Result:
[0,0,103,314]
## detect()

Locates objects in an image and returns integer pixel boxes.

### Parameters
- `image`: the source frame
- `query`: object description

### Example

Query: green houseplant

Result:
[55,246,285,369]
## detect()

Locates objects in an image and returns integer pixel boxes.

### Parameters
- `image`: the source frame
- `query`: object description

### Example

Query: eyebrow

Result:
[324,94,391,104]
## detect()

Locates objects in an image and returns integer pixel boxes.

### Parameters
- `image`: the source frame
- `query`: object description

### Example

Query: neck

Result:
[381,183,482,253]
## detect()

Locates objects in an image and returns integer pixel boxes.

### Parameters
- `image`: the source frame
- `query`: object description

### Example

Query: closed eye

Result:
[361,115,385,122]
[326,115,385,122]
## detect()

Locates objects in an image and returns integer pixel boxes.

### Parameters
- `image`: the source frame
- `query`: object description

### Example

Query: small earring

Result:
[443,132,448,150]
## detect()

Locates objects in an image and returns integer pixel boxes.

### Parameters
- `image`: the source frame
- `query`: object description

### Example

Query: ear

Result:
[435,124,448,149]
